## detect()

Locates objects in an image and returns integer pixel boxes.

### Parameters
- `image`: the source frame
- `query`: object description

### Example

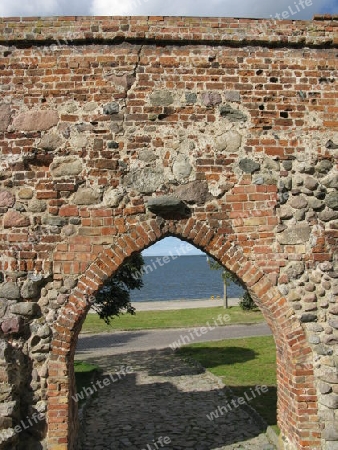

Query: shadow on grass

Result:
[177,345,277,427]
[177,346,258,367]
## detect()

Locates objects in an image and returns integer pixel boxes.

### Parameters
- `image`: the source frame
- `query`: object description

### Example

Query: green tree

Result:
[208,258,256,310]
[91,253,144,324]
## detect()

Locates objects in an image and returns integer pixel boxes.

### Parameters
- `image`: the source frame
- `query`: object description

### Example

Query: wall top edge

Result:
[0,15,336,47]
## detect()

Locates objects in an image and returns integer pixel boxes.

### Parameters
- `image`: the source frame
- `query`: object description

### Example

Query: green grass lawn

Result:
[81,306,264,334]
[177,335,277,427]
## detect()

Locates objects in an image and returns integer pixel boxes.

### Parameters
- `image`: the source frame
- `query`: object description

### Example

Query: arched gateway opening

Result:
[49,220,319,450]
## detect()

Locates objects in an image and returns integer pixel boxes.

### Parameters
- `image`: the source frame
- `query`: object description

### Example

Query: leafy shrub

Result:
[239,292,256,310]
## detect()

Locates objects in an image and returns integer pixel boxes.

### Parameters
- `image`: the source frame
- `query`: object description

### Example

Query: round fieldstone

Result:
[73,188,102,205]
[328,318,338,330]
[21,280,41,299]
[220,105,247,122]
[1,317,23,335]
[201,92,222,107]
[10,302,40,317]
[224,90,241,102]
[50,157,83,178]
[304,176,318,191]
[316,159,333,174]
[103,102,119,115]
[149,90,174,106]
[28,199,47,213]
[329,306,338,315]
[283,160,293,171]
[0,190,15,208]
[321,373,338,384]
[174,181,212,206]
[239,158,260,174]
[300,313,317,323]
[321,174,338,189]
[216,131,242,152]
[289,195,308,209]
[0,282,20,300]
[103,188,124,207]
[318,381,332,394]
[280,205,293,219]
[319,209,338,222]
[319,394,338,409]
[173,156,192,180]
[39,133,62,150]
[325,192,338,210]
[307,197,323,210]
[309,335,320,344]
[185,92,197,104]
[123,167,165,194]
[18,188,33,200]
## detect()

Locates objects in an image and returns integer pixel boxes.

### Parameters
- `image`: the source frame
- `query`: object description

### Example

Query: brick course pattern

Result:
[0,14,337,450]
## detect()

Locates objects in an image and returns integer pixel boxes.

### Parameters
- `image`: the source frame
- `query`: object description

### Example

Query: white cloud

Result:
[89,0,335,19]
[0,0,58,17]
[0,0,335,20]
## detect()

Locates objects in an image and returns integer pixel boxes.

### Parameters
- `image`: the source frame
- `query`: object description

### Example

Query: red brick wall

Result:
[0,15,337,450]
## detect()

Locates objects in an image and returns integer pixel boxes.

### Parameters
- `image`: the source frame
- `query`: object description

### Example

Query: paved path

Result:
[131,298,240,311]
[78,349,275,450]
[76,323,271,357]
[77,324,275,449]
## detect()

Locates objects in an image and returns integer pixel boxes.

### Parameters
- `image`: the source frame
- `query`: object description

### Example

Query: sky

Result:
[142,237,204,256]
[0,0,336,18]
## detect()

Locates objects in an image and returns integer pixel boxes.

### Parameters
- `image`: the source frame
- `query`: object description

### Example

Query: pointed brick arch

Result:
[48,218,320,450]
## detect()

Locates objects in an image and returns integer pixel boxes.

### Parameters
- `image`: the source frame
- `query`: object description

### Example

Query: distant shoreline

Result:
[131,298,240,311]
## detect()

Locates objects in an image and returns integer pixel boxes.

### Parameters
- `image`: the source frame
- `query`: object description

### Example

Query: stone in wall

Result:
[201,92,222,107]
[103,102,119,115]
[0,103,12,132]
[0,190,15,208]
[1,317,23,335]
[0,283,20,300]
[149,90,174,106]
[321,174,338,189]
[172,155,192,180]
[277,224,311,244]
[10,302,40,317]
[18,188,33,200]
[325,192,338,210]
[27,200,47,213]
[174,181,212,205]
[38,133,63,151]
[215,131,242,152]
[103,188,124,207]
[224,90,241,102]
[50,157,83,178]
[13,110,59,132]
[73,188,102,205]
[239,159,260,174]
[3,211,30,228]
[123,168,165,194]
[147,196,188,215]
[219,105,247,122]
[185,92,197,104]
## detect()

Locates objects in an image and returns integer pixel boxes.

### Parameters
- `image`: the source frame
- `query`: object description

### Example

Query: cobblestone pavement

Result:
[78,349,275,450]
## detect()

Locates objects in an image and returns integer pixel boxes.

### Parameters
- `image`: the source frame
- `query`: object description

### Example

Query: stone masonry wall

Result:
[0,14,337,450]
